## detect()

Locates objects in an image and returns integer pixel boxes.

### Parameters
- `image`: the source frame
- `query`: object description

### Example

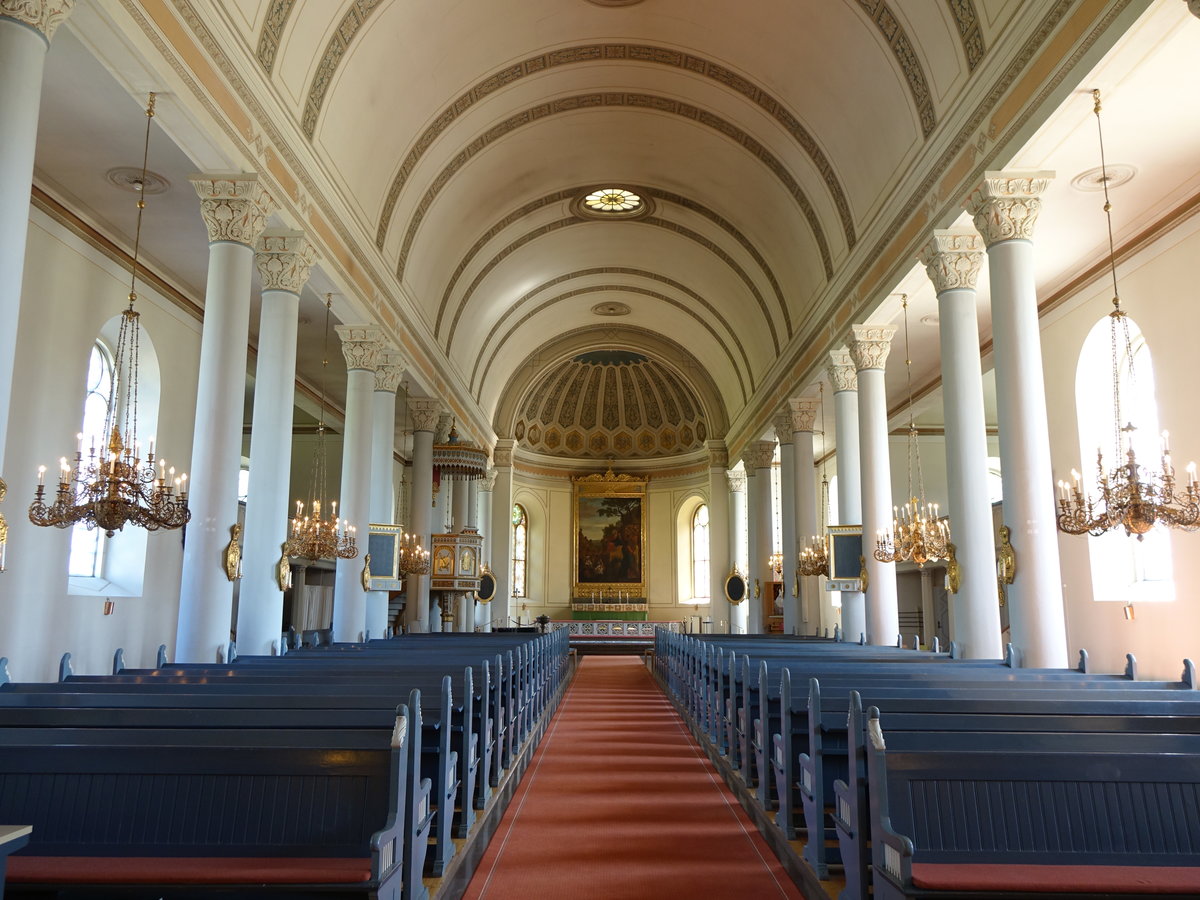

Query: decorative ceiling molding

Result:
[858,0,936,136]
[471,280,751,405]
[435,186,794,350]
[392,91,836,286]
[441,215,782,358]
[945,0,986,70]
[372,43,856,253]
[255,0,294,73]
[301,0,384,137]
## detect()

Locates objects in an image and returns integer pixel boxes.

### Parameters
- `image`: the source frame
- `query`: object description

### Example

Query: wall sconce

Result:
[103,599,115,616]
[1123,602,1135,621]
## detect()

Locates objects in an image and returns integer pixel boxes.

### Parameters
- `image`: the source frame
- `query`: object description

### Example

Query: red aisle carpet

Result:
[463,656,804,900]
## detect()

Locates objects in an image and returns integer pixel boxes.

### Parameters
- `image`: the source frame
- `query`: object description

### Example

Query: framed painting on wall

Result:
[571,466,648,599]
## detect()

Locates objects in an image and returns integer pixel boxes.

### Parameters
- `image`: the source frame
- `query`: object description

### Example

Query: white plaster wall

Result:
[0,208,201,682]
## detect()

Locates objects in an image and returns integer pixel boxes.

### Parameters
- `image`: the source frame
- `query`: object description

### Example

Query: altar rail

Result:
[552,621,681,637]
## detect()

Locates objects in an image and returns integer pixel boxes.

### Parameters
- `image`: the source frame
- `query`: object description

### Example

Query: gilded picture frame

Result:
[572,467,647,599]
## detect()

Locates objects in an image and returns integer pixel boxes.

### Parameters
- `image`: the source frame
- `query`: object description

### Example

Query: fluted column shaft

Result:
[828,350,865,642]
[728,470,747,634]
[706,442,731,634]
[919,228,1003,659]
[847,326,899,646]
[744,441,775,635]
[775,418,799,635]
[177,175,274,663]
[332,325,380,642]
[238,231,315,655]
[490,441,515,629]
[404,399,439,633]
[0,3,73,475]
[966,171,1066,668]
[365,350,403,639]
[790,400,819,631]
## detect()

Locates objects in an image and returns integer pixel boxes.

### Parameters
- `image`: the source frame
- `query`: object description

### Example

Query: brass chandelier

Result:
[29,93,191,538]
[397,530,430,576]
[874,296,951,567]
[1056,89,1199,539]
[284,295,358,561]
[797,383,830,577]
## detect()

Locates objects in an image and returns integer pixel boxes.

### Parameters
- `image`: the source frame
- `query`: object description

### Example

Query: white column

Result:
[848,324,898,645]
[404,399,439,632]
[727,469,747,634]
[331,325,380,643]
[790,399,820,631]
[176,176,274,663]
[774,415,799,634]
[0,2,73,476]
[744,441,775,635]
[237,230,315,656]
[965,171,1067,668]
[828,350,864,642]
[365,349,404,639]
[451,473,471,632]
[490,441,515,629]
[706,442,731,635]
[476,468,496,631]
[919,228,1003,659]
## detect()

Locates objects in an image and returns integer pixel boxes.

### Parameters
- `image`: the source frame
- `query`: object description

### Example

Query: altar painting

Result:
[572,469,647,598]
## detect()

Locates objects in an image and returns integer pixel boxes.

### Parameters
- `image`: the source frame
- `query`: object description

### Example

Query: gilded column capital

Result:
[373,348,406,392]
[743,440,776,472]
[0,0,74,42]
[190,174,275,246]
[409,399,441,434]
[774,414,794,447]
[335,324,382,371]
[255,230,316,294]
[918,228,985,294]
[787,398,819,433]
[492,438,516,467]
[706,440,729,469]
[847,324,897,371]
[964,170,1054,246]
[827,348,858,392]
[727,470,747,493]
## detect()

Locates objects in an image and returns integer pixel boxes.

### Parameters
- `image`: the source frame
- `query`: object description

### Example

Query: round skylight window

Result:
[584,188,642,212]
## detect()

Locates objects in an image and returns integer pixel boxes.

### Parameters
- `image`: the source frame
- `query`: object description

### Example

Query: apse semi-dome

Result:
[514,351,708,459]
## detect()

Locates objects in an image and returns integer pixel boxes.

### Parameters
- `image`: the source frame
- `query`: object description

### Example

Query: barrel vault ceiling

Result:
[37,0,1182,463]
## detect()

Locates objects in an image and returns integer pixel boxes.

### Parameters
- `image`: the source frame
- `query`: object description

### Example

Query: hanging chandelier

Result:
[1056,89,1199,539]
[874,295,952,567]
[798,382,830,577]
[29,93,190,538]
[284,295,358,561]
[397,530,430,576]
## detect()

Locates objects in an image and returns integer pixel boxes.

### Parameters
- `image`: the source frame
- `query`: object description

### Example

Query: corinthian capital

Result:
[964,170,1054,247]
[482,468,499,491]
[255,230,316,294]
[409,398,441,434]
[773,414,794,447]
[918,228,985,294]
[788,398,818,433]
[742,440,776,472]
[827,348,858,392]
[847,324,897,371]
[0,0,74,42]
[373,349,406,393]
[335,324,382,371]
[727,469,746,493]
[190,174,275,246]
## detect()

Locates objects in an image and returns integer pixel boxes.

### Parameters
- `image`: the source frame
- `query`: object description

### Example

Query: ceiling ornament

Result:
[29,93,191,539]
[1056,90,1199,540]
[301,0,385,137]
[592,301,631,317]
[573,187,651,220]
[858,0,936,136]
[104,166,170,195]
[255,0,295,73]
[1070,163,1136,192]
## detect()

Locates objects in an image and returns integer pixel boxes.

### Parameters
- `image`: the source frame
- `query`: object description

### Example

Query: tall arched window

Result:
[1075,314,1174,602]
[68,342,114,578]
[691,504,710,601]
[511,503,527,599]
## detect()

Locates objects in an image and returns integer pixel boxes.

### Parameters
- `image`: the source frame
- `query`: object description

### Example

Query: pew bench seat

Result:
[908,863,1200,894]
[8,855,373,886]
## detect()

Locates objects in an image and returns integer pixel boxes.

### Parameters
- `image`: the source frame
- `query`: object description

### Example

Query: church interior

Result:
[1,0,1200,896]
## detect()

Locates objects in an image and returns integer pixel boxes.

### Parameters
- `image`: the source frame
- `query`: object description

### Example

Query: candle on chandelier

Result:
[1162,431,1171,454]
[76,433,83,453]
[1189,462,1198,487]
[37,465,45,487]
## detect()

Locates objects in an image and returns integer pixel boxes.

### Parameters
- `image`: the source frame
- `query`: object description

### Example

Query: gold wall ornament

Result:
[754,578,761,599]
[276,543,292,591]
[361,554,372,592]
[858,555,869,593]
[945,542,961,594]
[223,524,243,582]
[0,476,7,572]
[724,568,748,605]
[997,525,1016,585]
[793,571,800,598]
[997,575,1007,608]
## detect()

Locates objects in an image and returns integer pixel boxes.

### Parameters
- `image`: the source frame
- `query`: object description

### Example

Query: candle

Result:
[37,465,45,486]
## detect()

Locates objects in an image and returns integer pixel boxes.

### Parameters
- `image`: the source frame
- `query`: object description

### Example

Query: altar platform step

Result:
[569,634,655,656]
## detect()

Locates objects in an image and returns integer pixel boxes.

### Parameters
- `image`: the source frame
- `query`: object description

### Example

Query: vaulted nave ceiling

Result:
[47,0,1168,461]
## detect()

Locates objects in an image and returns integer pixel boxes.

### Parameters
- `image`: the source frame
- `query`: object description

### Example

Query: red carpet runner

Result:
[463,656,804,900]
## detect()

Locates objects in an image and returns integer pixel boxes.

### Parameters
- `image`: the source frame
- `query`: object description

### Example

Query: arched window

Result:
[511,503,528,599]
[68,342,114,578]
[691,504,710,601]
[1075,315,1174,602]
